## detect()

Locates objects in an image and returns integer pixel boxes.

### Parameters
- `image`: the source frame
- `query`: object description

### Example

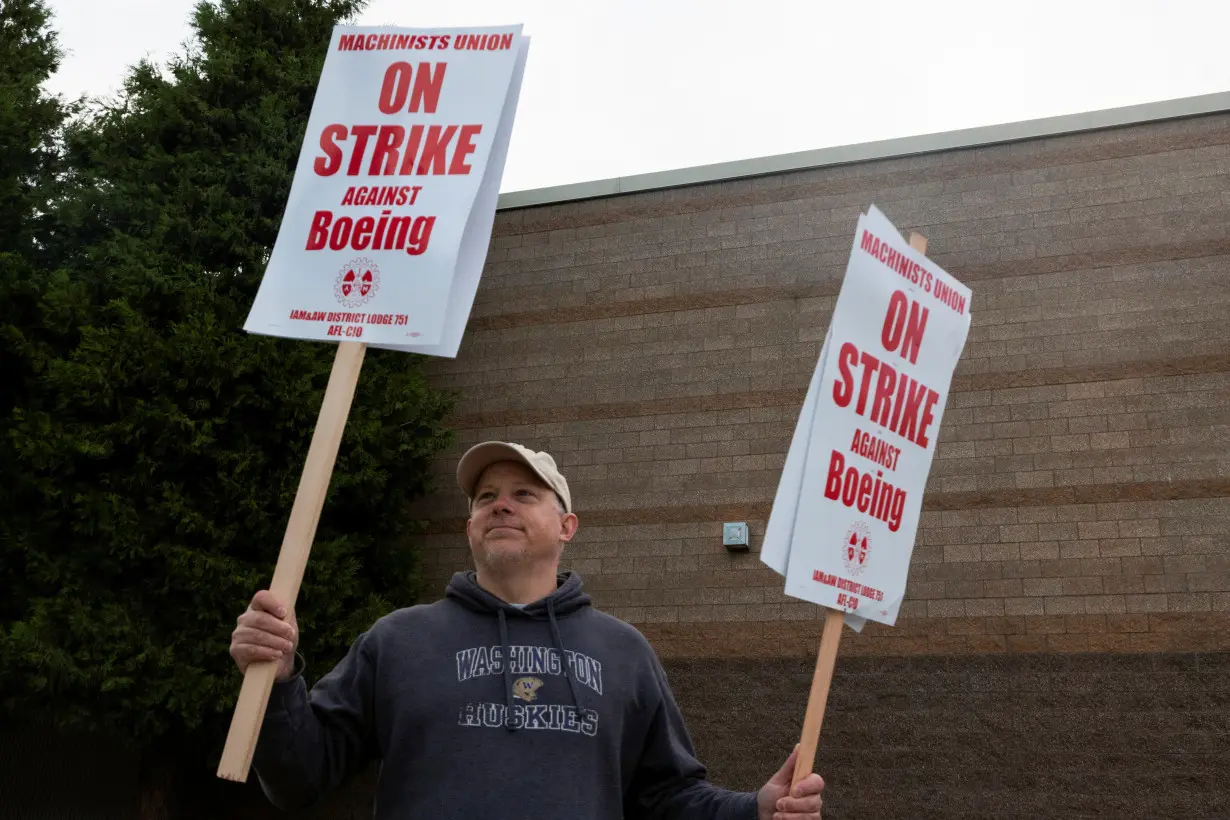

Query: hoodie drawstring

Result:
[498,608,516,731]
[548,598,594,722]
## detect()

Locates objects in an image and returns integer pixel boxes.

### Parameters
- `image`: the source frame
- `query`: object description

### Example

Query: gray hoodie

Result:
[252,570,759,819]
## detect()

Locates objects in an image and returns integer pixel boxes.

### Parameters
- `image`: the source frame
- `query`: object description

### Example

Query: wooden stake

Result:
[216,340,368,783]
[790,228,930,796]
[792,608,845,787]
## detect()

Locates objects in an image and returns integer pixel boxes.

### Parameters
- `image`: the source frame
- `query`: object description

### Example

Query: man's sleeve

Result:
[625,654,759,820]
[250,630,378,811]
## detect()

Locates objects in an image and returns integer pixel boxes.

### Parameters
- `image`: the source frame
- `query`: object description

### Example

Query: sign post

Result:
[760,208,971,790]
[785,230,934,788]
[216,24,530,783]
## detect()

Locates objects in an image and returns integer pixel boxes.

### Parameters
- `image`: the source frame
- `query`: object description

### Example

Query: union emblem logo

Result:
[843,522,871,577]
[334,257,379,308]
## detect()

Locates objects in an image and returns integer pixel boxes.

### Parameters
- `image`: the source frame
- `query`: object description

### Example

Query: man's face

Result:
[465,460,577,570]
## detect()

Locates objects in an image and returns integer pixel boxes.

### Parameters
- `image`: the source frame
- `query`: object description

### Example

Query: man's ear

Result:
[558,513,579,544]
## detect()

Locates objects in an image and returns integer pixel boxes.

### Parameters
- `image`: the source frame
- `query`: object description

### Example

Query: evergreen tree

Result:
[1,1,455,810]
[0,0,72,624]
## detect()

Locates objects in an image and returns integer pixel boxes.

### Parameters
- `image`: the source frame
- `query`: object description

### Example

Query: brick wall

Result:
[412,109,1230,658]
[666,652,1230,819]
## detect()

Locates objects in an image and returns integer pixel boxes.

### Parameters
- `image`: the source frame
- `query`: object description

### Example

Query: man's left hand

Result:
[757,746,825,820]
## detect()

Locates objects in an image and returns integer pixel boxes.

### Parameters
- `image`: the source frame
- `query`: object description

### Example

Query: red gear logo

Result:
[334,258,379,308]
[843,522,871,577]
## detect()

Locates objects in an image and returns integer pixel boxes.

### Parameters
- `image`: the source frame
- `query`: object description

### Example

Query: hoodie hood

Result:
[445,570,595,731]
[445,570,592,618]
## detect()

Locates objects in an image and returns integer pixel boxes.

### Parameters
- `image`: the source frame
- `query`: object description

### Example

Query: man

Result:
[232,441,826,819]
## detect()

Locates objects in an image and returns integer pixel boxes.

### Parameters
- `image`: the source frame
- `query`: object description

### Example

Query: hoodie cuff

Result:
[266,652,307,713]
[731,791,759,820]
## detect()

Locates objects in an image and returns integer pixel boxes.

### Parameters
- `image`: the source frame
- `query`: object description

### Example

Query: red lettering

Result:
[410,62,446,112]
[449,124,482,175]
[381,61,446,114]
[329,217,353,250]
[916,389,940,448]
[346,125,378,176]
[417,125,458,174]
[902,299,928,364]
[898,379,931,445]
[841,467,859,506]
[824,450,845,500]
[314,125,346,176]
[889,374,909,435]
[833,342,858,407]
[379,62,413,113]
[352,216,375,250]
[306,211,331,250]
[881,290,908,354]
[855,351,880,416]
[857,473,873,512]
[860,229,876,254]
[870,361,897,426]
[369,125,405,175]
[397,125,425,175]
[879,289,931,363]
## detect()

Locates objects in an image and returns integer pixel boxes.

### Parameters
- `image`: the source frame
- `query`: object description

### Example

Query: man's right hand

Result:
[230,590,298,681]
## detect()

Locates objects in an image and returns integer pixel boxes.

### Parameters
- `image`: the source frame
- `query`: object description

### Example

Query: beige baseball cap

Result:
[456,441,572,513]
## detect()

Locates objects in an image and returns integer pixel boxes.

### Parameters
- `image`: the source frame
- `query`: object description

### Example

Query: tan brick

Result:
[1122,556,1165,575]
[1077,521,1119,539]
[1059,540,1101,560]
[999,524,1039,542]
[1144,574,1187,594]
[1062,576,1105,595]
[1084,595,1127,614]
[1023,577,1064,597]
[1044,596,1087,615]
[1167,593,1212,613]
[1018,540,1057,560]
[979,579,1019,598]
[1005,597,1045,616]
[1037,522,1079,540]
[1090,431,1131,449]
[1104,575,1146,595]
[1125,594,1169,613]
[1025,615,1067,634]
[927,599,967,618]
[982,543,1021,561]
[943,544,982,563]
[1187,572,1230,593]
[967,598,1006,617]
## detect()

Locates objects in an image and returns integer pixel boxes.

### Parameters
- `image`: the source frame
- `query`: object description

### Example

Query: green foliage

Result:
[0,0,72,630]
[0,0,456,747]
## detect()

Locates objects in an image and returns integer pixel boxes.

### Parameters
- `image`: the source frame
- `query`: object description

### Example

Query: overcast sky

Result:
[43,0,1230,193]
